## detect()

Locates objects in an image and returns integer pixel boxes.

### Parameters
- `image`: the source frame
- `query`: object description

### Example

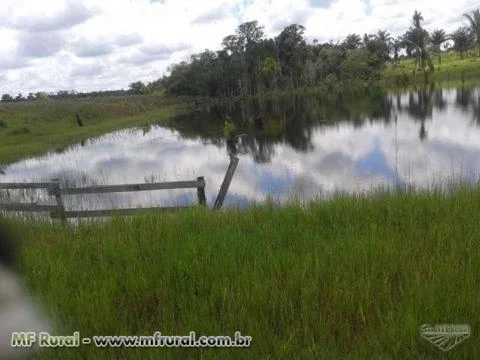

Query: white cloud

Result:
[6,0,95,32]
[70,37,115,58]
[17,32,66,58]
[0,0,478,94]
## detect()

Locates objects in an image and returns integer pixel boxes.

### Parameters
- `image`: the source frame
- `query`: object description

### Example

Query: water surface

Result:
[1,85,480,211]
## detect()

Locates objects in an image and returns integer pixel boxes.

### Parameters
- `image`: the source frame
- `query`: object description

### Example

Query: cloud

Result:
[71,38,114,58]
[118,52,170,66]
[0,57,29,70]
[115,33,144,47]
[270,9,312,32]
[117,42,191,65]
[140,43,191,56]
[70,63,106,77]
[308,0,335,8]
[70,33,143,58]
[192,5,231,24]
[17,32,66,58]
[8,1,95,32]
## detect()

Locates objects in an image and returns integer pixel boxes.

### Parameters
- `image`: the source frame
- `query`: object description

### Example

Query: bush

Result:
[8,127,30,135]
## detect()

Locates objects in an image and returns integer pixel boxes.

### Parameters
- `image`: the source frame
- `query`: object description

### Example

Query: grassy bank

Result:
[7,185,480,359]
[382,51,480,87]
[0,95,187,165]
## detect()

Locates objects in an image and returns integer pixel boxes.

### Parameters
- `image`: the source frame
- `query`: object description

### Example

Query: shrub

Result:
[8,127,30,135]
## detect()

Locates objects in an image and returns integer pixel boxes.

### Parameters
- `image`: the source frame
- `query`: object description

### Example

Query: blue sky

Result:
[0,0,478,94]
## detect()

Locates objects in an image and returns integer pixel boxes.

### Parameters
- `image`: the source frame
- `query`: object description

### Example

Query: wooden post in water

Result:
[197,176,206,206]
[214,156,239,210]
[49,178,66,223]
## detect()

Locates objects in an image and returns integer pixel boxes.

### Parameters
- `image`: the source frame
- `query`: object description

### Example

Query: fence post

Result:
[214,156,239,210]
[49,178,67,223]
[197,176,206,206]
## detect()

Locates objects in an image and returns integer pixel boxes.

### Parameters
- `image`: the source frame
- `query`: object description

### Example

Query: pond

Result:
[1,84,480,211]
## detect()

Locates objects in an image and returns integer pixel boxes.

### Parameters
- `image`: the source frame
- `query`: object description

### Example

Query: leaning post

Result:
[214,156,239,210]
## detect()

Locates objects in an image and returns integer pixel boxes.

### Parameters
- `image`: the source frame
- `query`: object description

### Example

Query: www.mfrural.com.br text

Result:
[11,331,252,348]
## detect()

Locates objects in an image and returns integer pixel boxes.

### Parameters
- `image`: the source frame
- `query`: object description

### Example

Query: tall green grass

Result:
[6,185,479,359]
[0,95,187,165]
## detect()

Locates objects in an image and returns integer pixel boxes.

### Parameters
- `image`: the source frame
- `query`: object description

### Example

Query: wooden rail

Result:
[0,177,207,221]
[0,182,53,190]
[0,156,239,221]
[0,203,60,212]
[56,180,205,195]
[50,206,190,219]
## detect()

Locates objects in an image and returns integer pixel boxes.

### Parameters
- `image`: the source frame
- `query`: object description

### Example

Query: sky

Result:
[0,0,478,95]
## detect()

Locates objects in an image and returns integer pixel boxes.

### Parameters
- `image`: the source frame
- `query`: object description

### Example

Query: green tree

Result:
[35,92,49,100]
[403,11,432,72]
[404,11,429,69]
[363,33,389,66]
[463,9,480,57]
[317,42,346,79]
[221,34,248,95]
[375,29,393,61]
[412,10,423,31]
[129,81,148,95]
[343,34,362,51]
[392,37,402,65]
[236,21,265,48]
[375,30,392,43]
[258,56,280,90]
[450,27,475,59]
[236,21,266,95]
[276,24,308,88]
[429,29,448,64]
[222,35,243,55]
[1,94,13,102]
[340,49,379,85]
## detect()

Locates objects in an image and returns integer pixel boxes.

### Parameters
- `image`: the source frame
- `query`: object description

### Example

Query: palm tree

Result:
[343,33,362,51]
[375,29,392,43]
[450,27,475,59]
[403,30,433,72]
[408,11,429,70]
[392,37,402,65]
[463,9,480,57]
[373,30,393,61]
[430,29,448,64]
[412,10,424,31]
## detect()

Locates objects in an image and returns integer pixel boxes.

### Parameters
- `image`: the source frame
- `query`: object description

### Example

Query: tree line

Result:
[1,9,479,102]
[159,9,480,97]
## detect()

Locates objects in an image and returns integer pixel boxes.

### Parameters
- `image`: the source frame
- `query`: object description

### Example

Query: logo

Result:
[420,324,470,352]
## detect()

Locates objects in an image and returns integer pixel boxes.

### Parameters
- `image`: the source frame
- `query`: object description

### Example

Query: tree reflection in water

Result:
[164,85,480,163]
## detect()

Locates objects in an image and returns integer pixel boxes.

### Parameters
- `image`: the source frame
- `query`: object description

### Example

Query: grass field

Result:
[382,51,480,87]
[4,184,478,359]
[0,95,187,165]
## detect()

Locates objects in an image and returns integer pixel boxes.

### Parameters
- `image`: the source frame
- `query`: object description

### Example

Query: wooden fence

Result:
[0,177,206,222]
[0,156,239,221]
